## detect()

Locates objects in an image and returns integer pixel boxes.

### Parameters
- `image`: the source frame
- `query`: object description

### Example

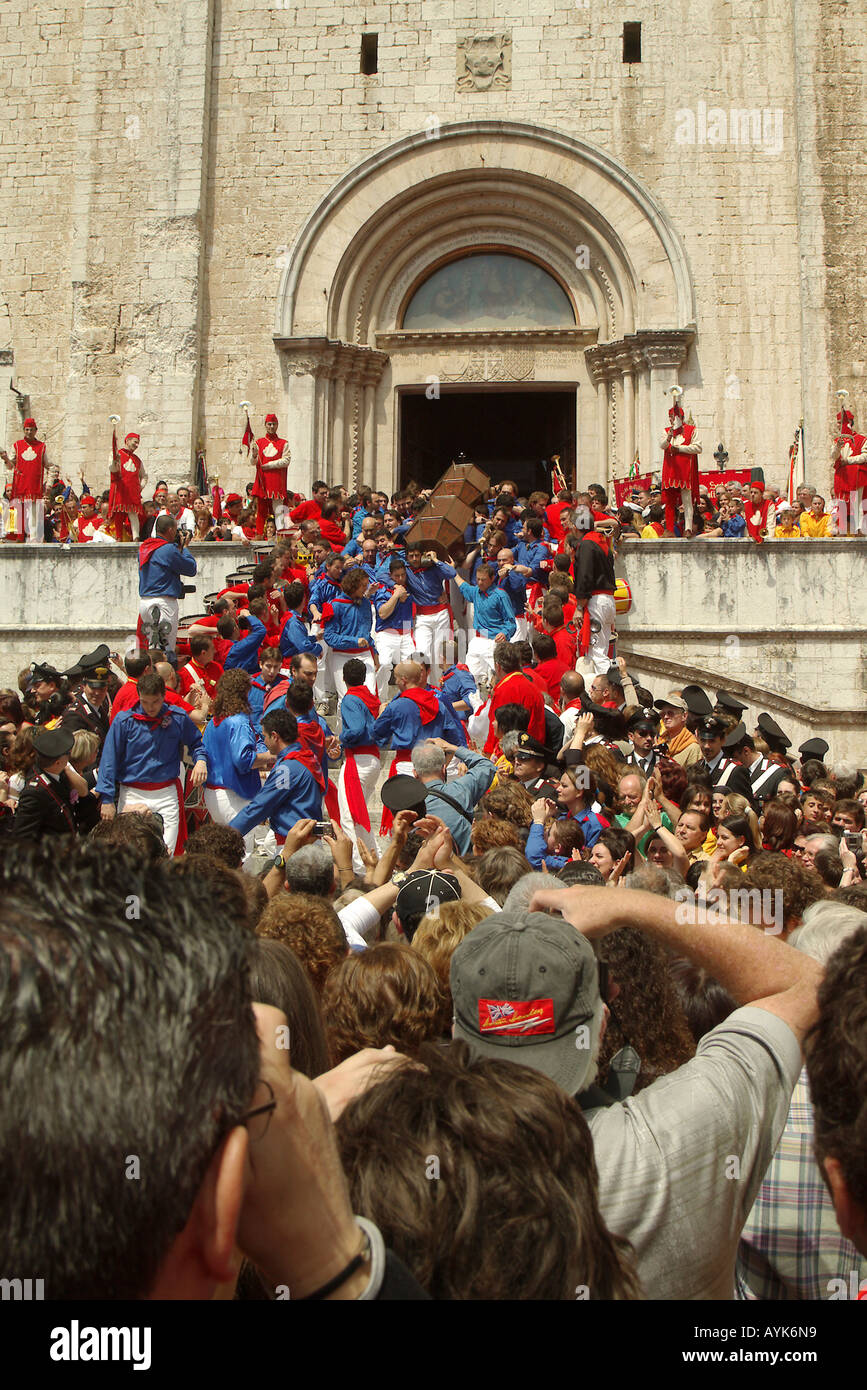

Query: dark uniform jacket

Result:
[62,693,111,748]
[13,770,79,839]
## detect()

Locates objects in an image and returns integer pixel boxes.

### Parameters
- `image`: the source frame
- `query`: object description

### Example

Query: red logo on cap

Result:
[478,998,555,1036]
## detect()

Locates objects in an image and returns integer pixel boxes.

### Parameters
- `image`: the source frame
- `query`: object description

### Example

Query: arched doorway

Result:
[275,121,695,497]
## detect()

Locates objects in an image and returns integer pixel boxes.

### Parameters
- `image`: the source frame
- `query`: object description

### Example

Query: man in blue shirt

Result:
[279,581,322,666]
[495,546,530,641]
[453,562,517,689]
[221,603,269,674]
[138,515,197,657]
[410,737,497,857]
[230,707,324,847]
[373,556,416,702]
[96,669,207,855]
[404,546,456,685]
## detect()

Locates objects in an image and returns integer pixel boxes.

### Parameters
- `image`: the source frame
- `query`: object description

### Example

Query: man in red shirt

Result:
[110,652,206,725]
[542,596,577,668]
[251,413,290,536]
[316,502,348,550]
[484,643,546,756]
[290,482,329,525]
[178,635,224,701]
[530,632,569,707]
[1,417,49,542]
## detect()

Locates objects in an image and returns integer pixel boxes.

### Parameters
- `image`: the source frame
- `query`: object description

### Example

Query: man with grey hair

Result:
[284,841,335,898]
[801,832,839,869]
[409,736,496,856]
[737,903,867,1300]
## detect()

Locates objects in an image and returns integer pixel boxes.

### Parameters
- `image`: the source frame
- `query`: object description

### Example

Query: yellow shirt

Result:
[641,524,664,540]
[799,512,832,538]
[774,525,802,539]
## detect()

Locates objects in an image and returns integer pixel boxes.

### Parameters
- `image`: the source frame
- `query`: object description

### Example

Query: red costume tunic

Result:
[661,423,700,503]
[833,431,867,498]
[252,434,289,501]
[10,438,47,499]
[108,448,145,518]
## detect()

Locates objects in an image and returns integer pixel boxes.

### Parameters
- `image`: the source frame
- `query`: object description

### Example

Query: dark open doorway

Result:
[399,387,576,494]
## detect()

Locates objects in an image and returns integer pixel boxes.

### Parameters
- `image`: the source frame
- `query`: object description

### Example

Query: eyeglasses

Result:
[238,1079,277,1142]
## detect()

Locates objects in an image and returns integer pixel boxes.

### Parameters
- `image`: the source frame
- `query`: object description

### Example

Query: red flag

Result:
[240,413,253,456]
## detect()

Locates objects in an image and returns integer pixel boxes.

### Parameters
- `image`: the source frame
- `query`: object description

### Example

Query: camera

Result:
[181,585,196,596]
[311,821,333,838]
[844,831,863,852]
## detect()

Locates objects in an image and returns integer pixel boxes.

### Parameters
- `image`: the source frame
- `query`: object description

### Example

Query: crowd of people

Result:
[1,465,866,1305]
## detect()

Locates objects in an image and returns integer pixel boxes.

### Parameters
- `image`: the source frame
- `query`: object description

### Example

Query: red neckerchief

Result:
[439,663,471,687]
[279,741,325,791]
[130,706,173,728]
[583,530,610,555]
[138,537,170,566]
[563,697,585,713]
[399,686,439,724]
[345,684,380,717]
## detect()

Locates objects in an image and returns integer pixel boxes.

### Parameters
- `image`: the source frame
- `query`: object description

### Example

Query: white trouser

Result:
[273,500,290,531]
[680,488,695,533]
[833,490,865,535]
[414,608,453,684]
[139,595,180,654]
[118,781,182,856]
[7,498,44,542]
[313,634,335,703]
[587,593,616,675]
[124,510,141,541]
[513,615,529,642]
[375,629,416,701]
[337,751,381,873]
[466,634,498,686]
[204,786,257,857]
[327,648,377,702]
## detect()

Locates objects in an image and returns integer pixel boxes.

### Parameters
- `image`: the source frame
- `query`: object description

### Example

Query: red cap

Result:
[125,432,140,443]
[80,495,96,505]
[750,481,765,493]
[23,417,37,428]
[226,493,243,505]
[265,413,278,424]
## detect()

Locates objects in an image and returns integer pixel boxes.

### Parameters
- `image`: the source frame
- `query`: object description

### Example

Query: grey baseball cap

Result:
[450,910,603,1095]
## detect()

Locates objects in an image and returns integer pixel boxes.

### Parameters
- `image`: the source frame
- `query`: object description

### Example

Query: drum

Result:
[614,577,632,614]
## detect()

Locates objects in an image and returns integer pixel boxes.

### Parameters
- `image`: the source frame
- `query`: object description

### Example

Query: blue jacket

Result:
[96,705,205,800]
[440,664,478,711]
[404,561,455,608]
[322,596,376,654]
[372,692,449,752]
[497,569,528,617]
[203,713,262,798]
[340,690,377,749]
[279,611,322,660]
[224,615,268,674]
[514,540,550,585]
[229,743,323,838]
[435,690,468,748]
[248,677,273,735]
[460,584,517,640]
[309,574,343,614]
[138,539,197,598]
[417,749,497,855]
[373,583,414,633]
[526,822,569,871]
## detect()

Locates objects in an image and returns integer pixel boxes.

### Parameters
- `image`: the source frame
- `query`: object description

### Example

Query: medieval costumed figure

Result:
[1,417,48,542]
[107,419,147,541]
[831,390,867,537]
[251,412,290,535]
[660,387,702,536]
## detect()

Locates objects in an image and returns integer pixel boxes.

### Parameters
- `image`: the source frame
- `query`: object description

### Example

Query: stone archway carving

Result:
[275,121,696,493]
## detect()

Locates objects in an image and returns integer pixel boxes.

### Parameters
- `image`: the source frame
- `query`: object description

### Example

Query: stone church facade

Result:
[1,0,864,499]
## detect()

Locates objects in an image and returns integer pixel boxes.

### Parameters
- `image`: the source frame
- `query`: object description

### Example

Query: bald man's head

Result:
[394,661,424,690]
[154,661,178,691]
[561,670,585,702]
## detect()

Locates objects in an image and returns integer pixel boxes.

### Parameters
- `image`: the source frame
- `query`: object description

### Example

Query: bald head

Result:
[561,670,585,703]
[394,661,425,690]
[154,661,178,691]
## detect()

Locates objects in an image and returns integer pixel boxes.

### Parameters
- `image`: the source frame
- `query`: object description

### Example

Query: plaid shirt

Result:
[736,1068,867,1300]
